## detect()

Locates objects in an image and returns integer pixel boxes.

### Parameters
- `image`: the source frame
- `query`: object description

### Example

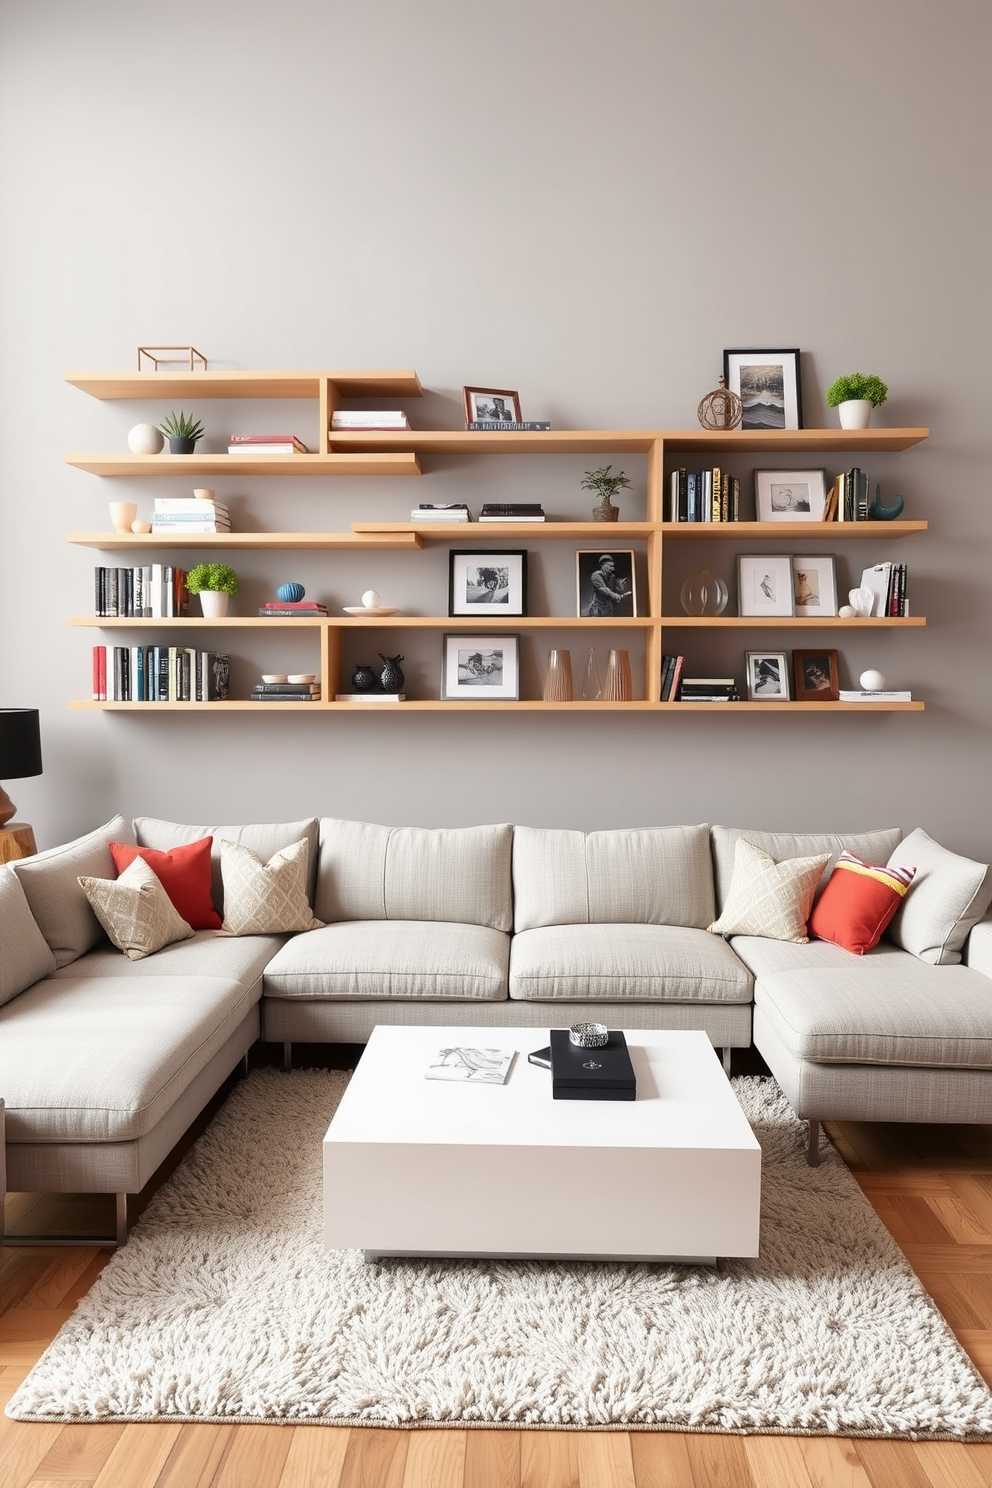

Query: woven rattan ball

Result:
[697,377,744,431]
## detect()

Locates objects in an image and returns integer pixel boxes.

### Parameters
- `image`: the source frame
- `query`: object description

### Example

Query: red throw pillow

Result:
[809,851,916,955]
[110,837,222,931]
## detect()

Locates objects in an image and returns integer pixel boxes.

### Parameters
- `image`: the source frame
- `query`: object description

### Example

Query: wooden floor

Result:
[3,1089,992,1487]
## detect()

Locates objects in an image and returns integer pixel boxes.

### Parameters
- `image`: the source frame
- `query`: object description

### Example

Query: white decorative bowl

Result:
[288,674,315,684]
[261,674,288,684]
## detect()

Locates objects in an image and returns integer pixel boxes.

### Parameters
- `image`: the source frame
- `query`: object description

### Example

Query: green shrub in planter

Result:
[825,373,889,408]
[186,563,239,595]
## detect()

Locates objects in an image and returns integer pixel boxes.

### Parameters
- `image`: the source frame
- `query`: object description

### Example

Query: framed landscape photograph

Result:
[448,550,528,616]
[723,349,803,430]
[737,554,794,617]
[576,549,637,617]
[792,554,837,618]
[745,651,790,701]
[441,633,520,700]
[793,648,840,702]
[755,468,827,522]
[462,386,521,425]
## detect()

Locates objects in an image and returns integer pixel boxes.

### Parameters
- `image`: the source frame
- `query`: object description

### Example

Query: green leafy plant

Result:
[580,465,632,500]
[825,373,889,408]
[186,562,239,595]
[159,409,205,441]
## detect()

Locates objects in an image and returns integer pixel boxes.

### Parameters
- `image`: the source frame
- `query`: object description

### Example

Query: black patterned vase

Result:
[378,653,405,692]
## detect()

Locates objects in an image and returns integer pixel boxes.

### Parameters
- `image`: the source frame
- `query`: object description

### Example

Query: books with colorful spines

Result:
[228,434,308,452]
[668,656,686,700]
[334,692,406,702]
[331,411,410,428]
[466,421,551,431]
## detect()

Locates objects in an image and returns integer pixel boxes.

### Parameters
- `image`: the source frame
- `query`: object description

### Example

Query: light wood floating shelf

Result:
[661,616,926,629]
[353,521,655,539]
[65,370,423,400]
[353,520,927,541]
[68,699,925,713]
[328,428,930,455]
[660,520,928,540]
[66,453,421,477]
[67,531,424,551]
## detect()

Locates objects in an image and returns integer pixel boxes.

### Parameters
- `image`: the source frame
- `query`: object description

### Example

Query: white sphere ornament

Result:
[361,589,382,609]
[860,669,886,692]
[127,422,164,455]
[838,604,856,619]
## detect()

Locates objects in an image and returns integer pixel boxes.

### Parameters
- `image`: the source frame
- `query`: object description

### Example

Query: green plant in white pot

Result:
[187,562,238,618]
[825,372,888,430]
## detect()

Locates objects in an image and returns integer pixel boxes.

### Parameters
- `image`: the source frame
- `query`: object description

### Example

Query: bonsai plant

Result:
[186,562,238,618]
[581,464,631,523]
[159,409,205,454]
[825,373,888,430]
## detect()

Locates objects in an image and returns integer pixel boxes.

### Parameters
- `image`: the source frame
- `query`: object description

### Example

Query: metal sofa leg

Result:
[283,1041,293,1072]
[721,1047,732,1076]
[806,1119,821,1167]
[115,1192,129,1246]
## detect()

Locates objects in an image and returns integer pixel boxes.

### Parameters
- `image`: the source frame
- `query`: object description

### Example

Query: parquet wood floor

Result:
[4,1072,992,1487]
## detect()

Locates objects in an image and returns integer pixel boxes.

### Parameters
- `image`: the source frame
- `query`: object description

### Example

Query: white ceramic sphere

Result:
[127,422,164,455]
[362,589,382,609]
[130,519,152,534]
[860,668,886,692]
[837,604,856,618]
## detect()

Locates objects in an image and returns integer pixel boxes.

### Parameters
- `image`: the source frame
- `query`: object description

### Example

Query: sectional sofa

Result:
[1,812,991,1243]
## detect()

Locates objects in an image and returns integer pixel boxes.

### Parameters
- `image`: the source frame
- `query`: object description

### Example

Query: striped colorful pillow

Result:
[810,850,916,955]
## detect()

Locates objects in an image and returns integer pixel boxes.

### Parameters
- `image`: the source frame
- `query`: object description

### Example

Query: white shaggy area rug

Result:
[7,1069,992,1439]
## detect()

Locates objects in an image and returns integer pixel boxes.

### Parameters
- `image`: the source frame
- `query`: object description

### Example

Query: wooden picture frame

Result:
[448,550,528,616]
[793,649,839,701]
[576,550,637,617]
[792,555,838,618]
[737,554,794,617]
[441,633,520,700]
[745,651,790,701]
[754,468,827,522]
[723,349,803,430]
[462,386,522,426]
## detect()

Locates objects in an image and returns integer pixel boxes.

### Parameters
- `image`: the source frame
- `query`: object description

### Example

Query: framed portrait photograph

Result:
[723,349,803,430]
[745,651,790,701]
[448,550,528,616]
[793,649,840,702]
[441,633,520,700]
[576,549,637,617]
[462,386,522,425]
[755,468,827,522]
[792,554,838,618]
[737,554,794,617]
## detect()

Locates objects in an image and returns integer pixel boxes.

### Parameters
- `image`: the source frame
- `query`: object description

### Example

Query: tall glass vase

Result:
[543,648,574,702]
[581,647,602,700]
[602,648,633,702]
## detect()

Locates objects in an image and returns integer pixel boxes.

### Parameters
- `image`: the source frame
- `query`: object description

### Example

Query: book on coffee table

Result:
[425,1046,514,1084]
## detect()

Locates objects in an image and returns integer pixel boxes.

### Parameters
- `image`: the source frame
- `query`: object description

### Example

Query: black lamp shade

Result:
[0,709,43,779]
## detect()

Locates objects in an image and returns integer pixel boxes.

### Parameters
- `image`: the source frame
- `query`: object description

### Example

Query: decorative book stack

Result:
[411,503,470,522]
[479,503,545,522]
[677,677,740,702]
[152,498,230,534]
[257,599,328,618]
[250,680,322,702]
[228,434,308,455]
[331,410,410,431]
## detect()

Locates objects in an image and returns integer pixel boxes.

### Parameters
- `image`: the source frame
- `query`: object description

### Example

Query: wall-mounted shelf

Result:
[67,531,424,552]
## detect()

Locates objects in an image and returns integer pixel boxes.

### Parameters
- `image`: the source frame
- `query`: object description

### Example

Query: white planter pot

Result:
[838,399,873,430]
[198,591,229,618]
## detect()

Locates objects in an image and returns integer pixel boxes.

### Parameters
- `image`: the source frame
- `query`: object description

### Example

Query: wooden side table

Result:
[0,822,37,863]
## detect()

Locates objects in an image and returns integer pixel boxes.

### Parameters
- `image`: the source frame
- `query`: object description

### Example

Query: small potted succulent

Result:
[825,373,889,430]
[186,562,239,618]
[581,464,631,523]
[159,409,205,454]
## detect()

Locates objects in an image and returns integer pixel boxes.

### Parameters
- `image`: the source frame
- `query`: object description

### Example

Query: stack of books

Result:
[250,680,322,702]
[331,410,410,431]
[228,434,308,455]
[257,599,329,618]
[467,420,551,431]
[92,645,227,702]
[479,503,545,522]
[660,655,685,700]
[411,503,470,522]
[152,497,230,534]
[677,677,740,702]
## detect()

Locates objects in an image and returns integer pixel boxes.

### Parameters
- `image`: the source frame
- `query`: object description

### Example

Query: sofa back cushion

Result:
[315,819,513,931]
[133,817,318,916]
[710,826,903,916]
[886,828,992,965]
[0,866,57,1004]
[512,824,715,931]
[10,814,135,968]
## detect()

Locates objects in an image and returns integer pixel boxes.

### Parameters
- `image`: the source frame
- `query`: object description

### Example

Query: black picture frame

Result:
[723,349,803,431]
[576,549,637,618]
[448,550,528,616]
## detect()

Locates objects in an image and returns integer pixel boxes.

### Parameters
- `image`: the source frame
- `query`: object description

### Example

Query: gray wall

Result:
[2,0,989,856]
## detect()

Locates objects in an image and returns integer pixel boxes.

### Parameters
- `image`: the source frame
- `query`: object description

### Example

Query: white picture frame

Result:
[792,555,838,618]
[754,468,827,522]
[737,554,794,617]
[441,633,520,700]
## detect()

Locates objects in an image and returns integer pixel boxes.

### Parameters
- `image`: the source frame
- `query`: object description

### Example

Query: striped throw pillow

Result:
[809,850,916,955]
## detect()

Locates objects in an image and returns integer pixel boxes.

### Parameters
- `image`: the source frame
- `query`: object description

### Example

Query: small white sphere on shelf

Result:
[838,604,856,619]
[860,668,886,692]
[362,589,382,609]
[127,422,164,455]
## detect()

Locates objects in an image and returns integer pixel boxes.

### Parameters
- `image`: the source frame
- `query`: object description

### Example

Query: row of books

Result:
[227,434,308,455]
[151,497,230,535]
[659,656,740,702]
[92,646,228,702]
[94,565,189,618]
[860,562,910,617]
[331,410,410,430]
[669,469,741,523]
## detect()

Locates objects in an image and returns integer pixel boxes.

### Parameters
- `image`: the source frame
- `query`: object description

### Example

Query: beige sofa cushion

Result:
[78,855,194,961]
[509,923,752,1003]
[219,837,323,935]
[0,867,56,1006]
[263,919,509,1001]
[886,828,992,966]
[49,929,285,990]
[10,815,135,968]
[730,933,911,979]
[314,819,513,932]
[512,825,714,932]
[133,816,318,916]
[710,826,902,915]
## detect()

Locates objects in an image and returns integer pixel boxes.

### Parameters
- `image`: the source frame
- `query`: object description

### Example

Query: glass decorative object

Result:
[602,649,633,702]
[680,569,729,617]
[543,648,574,702]
[581,647,602,700]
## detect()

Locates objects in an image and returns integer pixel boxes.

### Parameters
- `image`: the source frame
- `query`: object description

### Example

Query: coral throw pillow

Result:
[809,850,916,955]
[110,837,222,930]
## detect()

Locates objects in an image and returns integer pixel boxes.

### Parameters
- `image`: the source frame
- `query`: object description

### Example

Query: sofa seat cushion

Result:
[754,961,992,1069]
[508,923,753,1003]
[0,973,256,1143]
[47,929,286,991]
[263,920,509,1001]
[730,934,912,979]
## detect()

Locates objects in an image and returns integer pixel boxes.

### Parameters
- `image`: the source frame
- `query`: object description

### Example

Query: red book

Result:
[93,645,107,701]
[262,601,326,610]
[670,656,685,701]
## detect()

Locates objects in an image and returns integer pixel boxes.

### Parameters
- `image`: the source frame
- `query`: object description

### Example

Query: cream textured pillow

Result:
[707,838,831,943]
[220,837,324,935]
[78,856,195,961]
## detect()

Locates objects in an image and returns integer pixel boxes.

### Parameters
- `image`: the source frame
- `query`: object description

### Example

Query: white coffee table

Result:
[323,1025,761,1264]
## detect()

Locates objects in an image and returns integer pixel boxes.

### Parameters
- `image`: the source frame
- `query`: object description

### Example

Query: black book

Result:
[550,1028,636,1102]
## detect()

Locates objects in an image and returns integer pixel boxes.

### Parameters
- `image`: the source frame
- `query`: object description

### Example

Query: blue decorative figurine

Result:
[276,581,306,602]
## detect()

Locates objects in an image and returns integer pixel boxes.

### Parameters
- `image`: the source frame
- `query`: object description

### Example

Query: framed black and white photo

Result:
[576,549,637,617]
[441,633,520,700]
[723,349,803,430]
[792,554,838,618]
[448,550,528,616]
[737,554,794,617]
[793,648,840,702]
[746,651,790,701]
[462,386,521,426]
[755,468,827,522]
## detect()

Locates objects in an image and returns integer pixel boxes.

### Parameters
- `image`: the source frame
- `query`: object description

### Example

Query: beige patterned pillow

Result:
[220,836,324,935]
[78,856,194,961]
[707,837,831,944]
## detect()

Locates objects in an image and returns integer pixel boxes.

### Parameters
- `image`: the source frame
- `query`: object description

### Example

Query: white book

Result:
[424,1047,514,1084]
[335,692,406,702]
[860,563,893,617]
[332,411,409,425]
[154,499,230,513]
[839,689,912,701]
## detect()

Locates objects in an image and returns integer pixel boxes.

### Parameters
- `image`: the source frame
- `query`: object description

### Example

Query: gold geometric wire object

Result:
[697,375,743,431]
[137,346,208,372]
